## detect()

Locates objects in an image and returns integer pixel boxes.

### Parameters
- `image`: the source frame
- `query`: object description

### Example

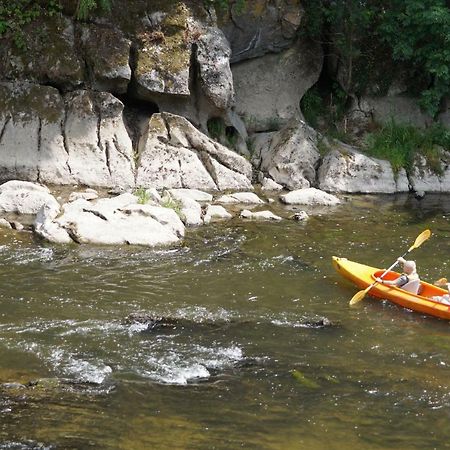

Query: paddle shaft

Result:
[367,249,412,291]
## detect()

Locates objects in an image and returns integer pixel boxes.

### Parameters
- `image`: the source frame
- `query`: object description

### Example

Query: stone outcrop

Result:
[136,113,252,190]
[0,83,135,188]
[35,193,185,246]
[318,143,410,194]
[408,153,450,193]
[0,15,83,91]
[221,0,304,63]
[232,36,323,132]
[253,119,321,190]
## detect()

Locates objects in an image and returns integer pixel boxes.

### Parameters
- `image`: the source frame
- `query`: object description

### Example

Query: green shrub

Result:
[301,88,323,128]
[365,120,449,175]
[134,187,151,205]
[207,117,225,142]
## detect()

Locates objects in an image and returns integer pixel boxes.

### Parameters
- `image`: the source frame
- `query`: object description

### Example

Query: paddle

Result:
[349,229,431,306]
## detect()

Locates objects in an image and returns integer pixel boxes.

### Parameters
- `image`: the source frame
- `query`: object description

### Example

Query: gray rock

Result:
[240,209,282,221]
[281,188,341,206]
[255,119,321,190]
[39,194,186,247]
[136,113,252,191]
[221,1,304,63]
[318,144,410,193]
[167,188,213,203]
[203,205,232,224]
[409,153,450,193]
[81,25,131,94]
[233,37,323,132]
[292,211,309,221]
[0,83,135,188]
[261,177,284,191]
[0,218,12,229]
[10,221,24,231]
[216,192,264,204]
[69,191,99,202]
[0,181,59,215]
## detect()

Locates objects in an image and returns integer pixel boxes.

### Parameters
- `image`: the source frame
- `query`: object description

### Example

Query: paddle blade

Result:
[408,229,431,252]
[349,286,370,305]
[434,277,448,287]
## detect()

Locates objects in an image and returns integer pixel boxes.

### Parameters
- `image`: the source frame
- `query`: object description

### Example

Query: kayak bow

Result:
[333,256,450,320]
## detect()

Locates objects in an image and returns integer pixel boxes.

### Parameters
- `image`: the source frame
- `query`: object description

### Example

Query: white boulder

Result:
[216,192,265,204]
[280,188,341,206]
[203,205,232,224]
[240,209,282,221]
[0,180,59,215]
[318,145,409,193]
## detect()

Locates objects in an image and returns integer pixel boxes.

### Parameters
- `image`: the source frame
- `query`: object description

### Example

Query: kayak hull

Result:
[332,256,450,320]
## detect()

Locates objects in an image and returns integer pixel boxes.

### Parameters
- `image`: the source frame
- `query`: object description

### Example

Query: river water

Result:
[0,194,449,449]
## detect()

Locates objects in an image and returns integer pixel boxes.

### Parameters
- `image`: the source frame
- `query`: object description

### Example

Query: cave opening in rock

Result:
[119,95,159,152]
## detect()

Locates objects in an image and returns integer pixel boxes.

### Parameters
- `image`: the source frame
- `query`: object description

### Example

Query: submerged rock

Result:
[240,209,282,221]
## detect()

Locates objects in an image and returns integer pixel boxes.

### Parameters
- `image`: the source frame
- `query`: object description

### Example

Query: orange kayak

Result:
[332,256,450,320]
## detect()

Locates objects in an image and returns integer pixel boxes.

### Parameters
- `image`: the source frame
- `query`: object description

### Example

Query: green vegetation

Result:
[76,0,111,20]
[0,0,61,49]
[207,117,225,142]
[364,120,450,174]
[161,195,182,216]
[302,0,450,118]
[134,187,151,205]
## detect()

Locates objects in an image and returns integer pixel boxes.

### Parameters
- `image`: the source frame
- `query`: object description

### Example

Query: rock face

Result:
[0,83,135,188]
[35,193,185,247]
[221,0,304,63]
[232,37,323,132]
[408,153,450,193]
[0,15,83,91]
[318,144,410,194]
[254,119,321,190]
[136,113,252,191]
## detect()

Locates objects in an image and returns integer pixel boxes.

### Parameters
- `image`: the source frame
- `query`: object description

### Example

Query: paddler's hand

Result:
[375,277,383,283]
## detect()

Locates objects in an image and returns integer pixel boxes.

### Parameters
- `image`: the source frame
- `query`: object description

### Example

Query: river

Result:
[0,194,449,449]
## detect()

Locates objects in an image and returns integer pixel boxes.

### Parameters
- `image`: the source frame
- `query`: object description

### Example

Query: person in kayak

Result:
[432,280,450,304]
[375,257,420,293]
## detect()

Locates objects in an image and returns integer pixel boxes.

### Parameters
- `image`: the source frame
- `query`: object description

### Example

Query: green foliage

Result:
[76,0,111,20]
[379,0,450,117]
[207,117,225,142]
[161,195,182,216]
[0,0,60,50]
[365,120,450,174]
[301,88,323,128]
[301,0,450,117]
[134,187,151,205]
